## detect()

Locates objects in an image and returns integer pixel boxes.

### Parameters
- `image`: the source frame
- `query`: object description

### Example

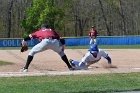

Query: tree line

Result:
[0,0,140,38]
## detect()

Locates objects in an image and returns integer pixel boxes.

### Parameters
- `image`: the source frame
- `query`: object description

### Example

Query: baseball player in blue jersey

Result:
[69,44,117,70]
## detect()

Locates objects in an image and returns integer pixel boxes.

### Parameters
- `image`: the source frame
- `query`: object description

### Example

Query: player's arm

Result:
[22,31,37,42]
[23,36,31,41]
[100,49,112,64]
[105,56,112,64]
[105,56,117,68]
[21,32,36,49]
[21,34,32,46]
[103,54,112,64]
[101,50,117,68]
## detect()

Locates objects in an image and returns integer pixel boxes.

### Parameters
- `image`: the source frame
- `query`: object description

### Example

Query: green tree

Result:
[21,0,65,36]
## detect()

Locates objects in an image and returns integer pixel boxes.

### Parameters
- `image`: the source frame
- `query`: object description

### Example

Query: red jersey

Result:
[29,28,60,41]
[89,28,98,38]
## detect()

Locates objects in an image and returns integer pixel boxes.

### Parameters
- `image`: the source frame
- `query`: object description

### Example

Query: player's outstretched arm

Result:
[106,56,112,64]
[105,56,117,68]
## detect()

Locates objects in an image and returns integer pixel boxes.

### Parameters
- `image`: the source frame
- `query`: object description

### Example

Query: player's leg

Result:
[50,39,73,70]
[78,62,88,70]
[69,60,87,70]
[69,60,79,67]
[22,39,48,72]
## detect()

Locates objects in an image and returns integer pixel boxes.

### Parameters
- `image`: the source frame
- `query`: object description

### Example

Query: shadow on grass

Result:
[0,61,14,66]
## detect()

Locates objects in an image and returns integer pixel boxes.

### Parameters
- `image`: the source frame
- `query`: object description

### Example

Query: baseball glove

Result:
[21,41,28,52]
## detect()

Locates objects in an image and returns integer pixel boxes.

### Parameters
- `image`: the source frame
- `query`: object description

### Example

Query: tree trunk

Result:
[98,0,111,36]
[74,15,78,36]
[7,0,14,38]
[79,18,88,36]
[119,0,127,35]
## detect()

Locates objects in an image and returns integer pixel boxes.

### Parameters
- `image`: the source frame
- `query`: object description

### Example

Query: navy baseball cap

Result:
[89,44,99,53]
[41,24,48,28]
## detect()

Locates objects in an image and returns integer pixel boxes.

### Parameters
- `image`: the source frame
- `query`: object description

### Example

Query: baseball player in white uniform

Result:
[69,44,116,70]
[21,24,74,72]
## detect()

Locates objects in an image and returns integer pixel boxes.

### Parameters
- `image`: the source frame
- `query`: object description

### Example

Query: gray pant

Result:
[29,38,65,57]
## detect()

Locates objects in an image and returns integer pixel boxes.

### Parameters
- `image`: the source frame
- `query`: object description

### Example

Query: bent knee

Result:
[28,50,38,56]
[58,51,65,57]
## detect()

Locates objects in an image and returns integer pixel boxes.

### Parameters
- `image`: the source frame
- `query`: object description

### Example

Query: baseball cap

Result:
[89,44,99,53]
[41,24,48,28]
[91,26,95,28]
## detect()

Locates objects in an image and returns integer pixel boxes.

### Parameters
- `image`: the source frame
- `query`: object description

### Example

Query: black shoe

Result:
[69,67,75,71]
[69,59,76,67]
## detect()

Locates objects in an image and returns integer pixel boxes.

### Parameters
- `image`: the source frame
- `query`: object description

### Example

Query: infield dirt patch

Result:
[0,49,140,77]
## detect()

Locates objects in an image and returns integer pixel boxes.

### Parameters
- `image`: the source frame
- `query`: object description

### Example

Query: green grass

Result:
[0,45,140,50]
[0,72,140,93]
[66,44,140,49]
[0,61,14,66]
[98,44,140,49]
[0,47,20,50]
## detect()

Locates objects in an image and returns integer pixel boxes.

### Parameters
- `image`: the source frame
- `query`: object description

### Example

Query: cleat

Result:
[20,68,28,72]
[69,67,75,71]
[69,59,76,67]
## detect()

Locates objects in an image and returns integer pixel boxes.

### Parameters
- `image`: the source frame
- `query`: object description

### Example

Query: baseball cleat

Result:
[69,59,76,67]
[69,67,75,71]
[20,68,28,72]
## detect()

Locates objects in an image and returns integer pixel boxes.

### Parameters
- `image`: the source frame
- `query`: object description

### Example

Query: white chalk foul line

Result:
[0,67,140,77]
[131,67,140,70]
[0,70,94,77]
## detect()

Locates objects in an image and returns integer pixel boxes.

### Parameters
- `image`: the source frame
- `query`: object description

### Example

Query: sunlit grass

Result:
[0,45,140,50]
[0,61,14,66]
[0,73,140,93]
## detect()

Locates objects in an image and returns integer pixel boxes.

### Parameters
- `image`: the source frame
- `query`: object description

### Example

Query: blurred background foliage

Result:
[0,0,140,38]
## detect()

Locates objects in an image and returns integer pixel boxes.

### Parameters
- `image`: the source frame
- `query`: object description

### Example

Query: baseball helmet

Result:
[89,44,99,53]
[91,26,95,28]
[41,24,48,28]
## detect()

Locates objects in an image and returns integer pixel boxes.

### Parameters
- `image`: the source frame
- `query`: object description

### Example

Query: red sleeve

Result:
[89,29,93,36]
[30,31,38,38]
[94,29,99,36]
[89,29,98,37]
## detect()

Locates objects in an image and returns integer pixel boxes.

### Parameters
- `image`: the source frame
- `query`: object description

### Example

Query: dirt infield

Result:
[0,49,140,77]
